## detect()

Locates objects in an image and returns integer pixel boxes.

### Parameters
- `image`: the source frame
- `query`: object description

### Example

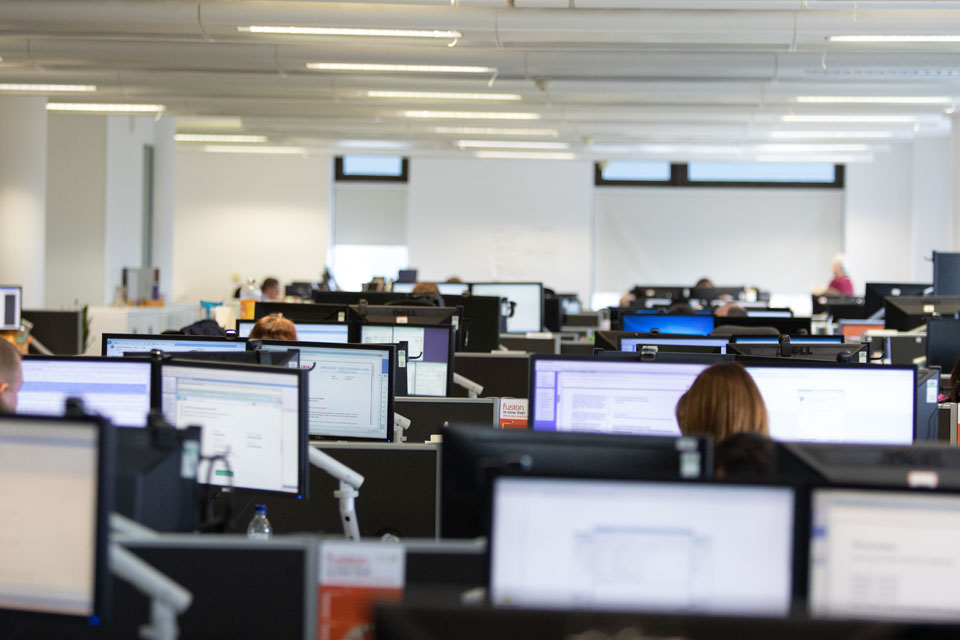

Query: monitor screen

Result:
[490,477,795,616]
[391,282,415,294]
[470,283,543,334]
[103,334,247,357]
[745,310,793,318]
[239,320,350,343]
[0,416,105,618]
[925,318,960,370]
[622,314,715,336]
[809,488,960,622]
[530,357,708,436]
[620,336,729,353]
[160,362,306,494]
[745,364,915,445]
[734,337,843,344]
[18,357,152,428]
[360,325,452,397]
[258,341,393,440]
[0,285,21,331]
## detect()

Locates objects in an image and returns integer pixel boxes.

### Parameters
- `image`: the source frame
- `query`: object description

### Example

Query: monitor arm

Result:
[110,514,192,640]
[393,412,411,443]
[453,372,483,399]
[309,446,365,541]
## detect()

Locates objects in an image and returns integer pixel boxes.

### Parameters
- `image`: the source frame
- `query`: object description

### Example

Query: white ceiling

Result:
[3,0,960,161]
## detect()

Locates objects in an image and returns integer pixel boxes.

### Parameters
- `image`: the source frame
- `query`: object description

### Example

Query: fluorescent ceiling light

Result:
[177,117,244,130]
[828,35,960,43]
[796,96,952,105]
[434,126,559,137]
[782,115,917,123]
[175,134,267,143]
[338,140,410,149]
[0,83,96,92]
[367,90,521,101]
[769,130,896,139]
[203,145,305,155]
[475,151,575,160]
[404,110,541,120]
[46,102,165,113]
[307,63,494,73]
[240,26,461,39]
[457,140,569,150]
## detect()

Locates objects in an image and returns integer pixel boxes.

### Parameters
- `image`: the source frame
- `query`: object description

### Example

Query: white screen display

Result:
[18,359,152,428]
[360,325,450,397]
[259,343,391,439]
[160,364,302,493]
[104,336,247,357]
[620,337,729,353]
[0,286,21,331]
[0,418,99,616]
[491,477,794,616]
[471,283,542,334]
[810,489,960,621]
[531,359,707,436]
[746,366,915,445]
[237,322,350,344]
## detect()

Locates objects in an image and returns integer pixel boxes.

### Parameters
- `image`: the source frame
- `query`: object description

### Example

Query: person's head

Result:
[695,278,714,289]
[261,277,281,301]
[445,276,463,284]
[412,281,440,295]
[248,315,297,341]
[714,432,777,480]
[676,362,769,441]
[665,300,693,315]
[831,254,847,278]
[715,302,747,318]
[0,339,23,413]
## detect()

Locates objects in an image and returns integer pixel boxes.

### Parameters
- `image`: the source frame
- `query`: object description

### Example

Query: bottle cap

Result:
[254,505,267,515]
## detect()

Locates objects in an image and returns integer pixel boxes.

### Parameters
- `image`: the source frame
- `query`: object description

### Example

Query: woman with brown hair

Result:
[675,362,769,441]
[248,314,297,341]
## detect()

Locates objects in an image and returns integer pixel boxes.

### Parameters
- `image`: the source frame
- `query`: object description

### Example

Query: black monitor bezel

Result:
[156,358,310,497]
[0,413,114,624]
[101,333,247,357]
[924,316,960,371]
[358,322,456,398]
[714,315,813,335]
[0,284,22,331]
[258,340,397,443]
[469,282,545,334]
[863,282,931,317]
[620,313,717,335]
[617,332,730,353]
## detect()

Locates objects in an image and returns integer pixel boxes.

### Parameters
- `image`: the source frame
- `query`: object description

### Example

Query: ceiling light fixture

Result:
[768,131,896,139]
[434,126,560,137]
[240,26,462,39]
[367,90,521,101]
[203,145,306,155]
[175,134,267,143]
[782,115,917,123]
[828,35,960,43]
[0,83,97,92]
[307,63,494,73]
[457,140,569,150]
[796,96,952,105]
[474,151,575,160]
[46,102,165,113]
[404,110,541,120]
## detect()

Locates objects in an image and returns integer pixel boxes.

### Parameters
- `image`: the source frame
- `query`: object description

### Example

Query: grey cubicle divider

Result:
[498,334,561,355]
[395,397,500,443]
[22,309,83,354]
[560,341,597,356]
[452,352,530,399]
[229,442,440,540]
[402,538,487,605]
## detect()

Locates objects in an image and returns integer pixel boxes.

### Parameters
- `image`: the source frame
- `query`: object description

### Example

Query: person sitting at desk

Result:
[0,338,22,413]
[248,315,297,341]
[261,277,282,302]
[676,362,768,441]
[814,254,854,296]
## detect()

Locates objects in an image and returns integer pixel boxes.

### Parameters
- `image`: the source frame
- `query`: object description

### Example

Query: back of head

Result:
[249,315,297,341]
[412,282,440,295]
[0,339,22,413]
[676,362,769,440]
[715,302,747,318]
[695,278,714,289]
[714,432,777,480]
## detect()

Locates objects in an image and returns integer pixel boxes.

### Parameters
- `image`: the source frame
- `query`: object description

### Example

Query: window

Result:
[335,155,409,182]
[594,161,844,189]
[686,162,841,186]
[595,160,671,185]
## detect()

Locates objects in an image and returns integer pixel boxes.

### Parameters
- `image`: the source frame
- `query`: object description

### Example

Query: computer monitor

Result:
[925,317,960,370]
[18,356,153,428]
[732,336,843,344]
[934,251,960,296]
[529,356,708,436]
[0,414,111,620]
[619,335,729,354]
[470,283,544,334]
[489,476,795,616]
[0,285,22,331]
[621,314,715,336]
[237,320,350,344]
[883,296,960,332]
[258,341,394,441]
[746,309,794,319]
[809,487,960,622]
[255,302,351,324]
[359,324,453,397]
[864,282,931,317]
[392,281,471,296]
[714,316,812,335]
[690,286,745,301]
[159,360,308,495]
[728,342,868,363]
[440,425,712,539]
[744,363,916,445]
[102,333,247,357]
[391,281,415,294]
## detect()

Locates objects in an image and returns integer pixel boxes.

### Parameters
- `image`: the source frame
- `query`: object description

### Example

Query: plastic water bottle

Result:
[239,278,261,320]
[246,505,272,540]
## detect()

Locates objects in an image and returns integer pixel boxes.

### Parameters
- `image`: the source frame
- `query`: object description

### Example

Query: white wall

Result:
[173,150,332,303]
[407,158,594,303]
[594,186,845,297]
[911,137,953,283]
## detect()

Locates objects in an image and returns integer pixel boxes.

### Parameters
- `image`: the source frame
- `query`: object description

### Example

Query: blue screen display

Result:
[622,314,715,336]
